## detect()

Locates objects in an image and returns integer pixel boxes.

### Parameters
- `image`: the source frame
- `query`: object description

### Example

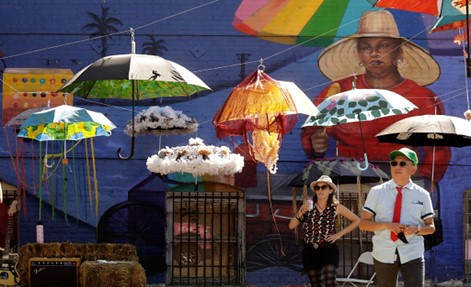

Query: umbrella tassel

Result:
[84,139,93,212]
[91,138,99,217]
[38,143,43,222]
[71,147,80,220]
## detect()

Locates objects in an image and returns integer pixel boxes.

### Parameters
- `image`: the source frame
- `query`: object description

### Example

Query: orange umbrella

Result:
[213,65,318,173]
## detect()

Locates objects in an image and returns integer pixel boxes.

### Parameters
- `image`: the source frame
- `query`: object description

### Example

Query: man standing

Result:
[360,147,436,287]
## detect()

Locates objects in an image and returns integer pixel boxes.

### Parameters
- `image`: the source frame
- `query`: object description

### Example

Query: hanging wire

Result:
[0,6,457,114]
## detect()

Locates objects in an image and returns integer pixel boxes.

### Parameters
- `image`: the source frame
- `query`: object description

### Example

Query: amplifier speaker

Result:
[29,257,80,287]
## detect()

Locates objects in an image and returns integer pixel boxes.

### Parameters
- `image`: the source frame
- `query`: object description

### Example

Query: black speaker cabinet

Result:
[29,258,80,287]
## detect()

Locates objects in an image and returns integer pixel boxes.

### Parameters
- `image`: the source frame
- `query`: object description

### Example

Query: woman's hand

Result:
[297,202,311,217]
[326,233,342,243]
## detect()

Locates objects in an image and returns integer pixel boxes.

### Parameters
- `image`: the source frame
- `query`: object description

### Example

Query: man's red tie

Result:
[391,187,403,241]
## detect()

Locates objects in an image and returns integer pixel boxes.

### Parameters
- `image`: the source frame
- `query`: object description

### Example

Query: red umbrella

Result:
[368,0,471,76]
[213,64,318,174]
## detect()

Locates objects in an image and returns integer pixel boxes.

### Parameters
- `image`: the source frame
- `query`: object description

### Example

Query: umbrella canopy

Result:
[289,157,389,187]
[303,88,417,170]
[376,114,471,192]
[213,67,318,173]
[123,105,198,137]
[17,104,116,141]
[368,0,468,27]
[214,70,318,138]
[59,54,210,100]
[376,114,471,147]
[146,137,244,178]
[58,52,210,159]
[303,89,418,126]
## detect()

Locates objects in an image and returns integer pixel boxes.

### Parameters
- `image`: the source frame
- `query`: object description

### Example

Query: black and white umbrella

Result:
[376,114,471,191]
[59,29,210,159]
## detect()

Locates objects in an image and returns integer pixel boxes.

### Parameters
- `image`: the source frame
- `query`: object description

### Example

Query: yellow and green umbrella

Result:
[17,104,116,141]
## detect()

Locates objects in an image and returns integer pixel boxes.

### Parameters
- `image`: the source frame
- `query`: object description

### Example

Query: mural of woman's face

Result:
[357,37,403,78]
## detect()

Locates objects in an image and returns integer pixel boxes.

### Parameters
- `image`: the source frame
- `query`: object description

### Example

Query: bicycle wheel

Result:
[246,234,303,272]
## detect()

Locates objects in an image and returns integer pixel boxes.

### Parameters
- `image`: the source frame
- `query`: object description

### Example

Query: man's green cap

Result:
[389,147,418,166]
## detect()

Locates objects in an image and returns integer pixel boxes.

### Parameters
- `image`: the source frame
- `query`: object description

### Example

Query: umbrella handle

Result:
[356,153,369,171]
[117,136,135,160]
[44,156,54,169]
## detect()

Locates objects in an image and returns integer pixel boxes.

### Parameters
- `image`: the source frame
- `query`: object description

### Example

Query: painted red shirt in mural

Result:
[301,74,451,182]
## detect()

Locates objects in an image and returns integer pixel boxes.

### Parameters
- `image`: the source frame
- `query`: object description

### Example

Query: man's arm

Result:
[359,209,405,236]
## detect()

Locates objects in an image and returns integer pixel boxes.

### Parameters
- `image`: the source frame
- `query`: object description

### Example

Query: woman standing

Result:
[289,175,360,287]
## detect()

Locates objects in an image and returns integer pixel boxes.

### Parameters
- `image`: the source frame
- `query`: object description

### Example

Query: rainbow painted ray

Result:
[234,0,434,49]
[234,0,380,46]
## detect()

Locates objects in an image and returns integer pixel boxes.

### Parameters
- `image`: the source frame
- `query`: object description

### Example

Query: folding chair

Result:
[336,251,376,287]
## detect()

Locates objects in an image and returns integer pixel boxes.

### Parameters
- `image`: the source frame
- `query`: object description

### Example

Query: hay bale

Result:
[18,243,141,287]
[79,261,146,287]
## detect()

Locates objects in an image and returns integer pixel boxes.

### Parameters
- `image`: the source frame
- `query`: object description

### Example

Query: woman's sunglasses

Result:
[313,184,330,191]
[390,160,408,167]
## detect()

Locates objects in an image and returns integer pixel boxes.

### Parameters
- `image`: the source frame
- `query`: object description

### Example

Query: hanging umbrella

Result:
[16,104,117,219]
[368,0,471,76]
[302,88,418,170]
[123,105,198,137]
[213,64,318,174]
[17,104,116,141]
[58,29,210,159]
[17,104,116,169]
[146,137,245,178]
[368,0,469,28]
[289,157,389,187]
[376,114,471,191]
[376,114,471,147]
[233,1,430,47]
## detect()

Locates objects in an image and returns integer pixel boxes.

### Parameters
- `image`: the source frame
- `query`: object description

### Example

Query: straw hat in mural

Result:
[318,10,440,86]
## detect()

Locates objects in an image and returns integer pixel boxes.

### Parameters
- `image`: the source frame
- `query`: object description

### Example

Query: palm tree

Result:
[141,35,167,56]
[82,5,123,57]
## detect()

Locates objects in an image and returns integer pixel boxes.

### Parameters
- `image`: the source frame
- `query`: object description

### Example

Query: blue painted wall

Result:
[1,1,470,285]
